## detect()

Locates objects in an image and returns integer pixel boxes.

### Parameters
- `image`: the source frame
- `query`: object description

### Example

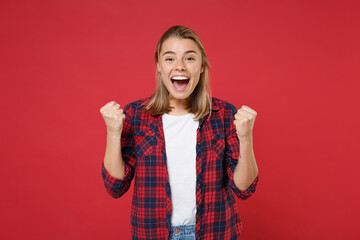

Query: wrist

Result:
[238,134,253,144]
[106,129,122,138]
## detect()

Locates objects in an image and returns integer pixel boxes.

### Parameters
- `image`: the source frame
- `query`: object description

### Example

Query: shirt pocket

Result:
[134,129,156,157]
[211,133,225,160]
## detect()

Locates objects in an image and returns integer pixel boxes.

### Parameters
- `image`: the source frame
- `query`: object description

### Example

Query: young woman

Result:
[100,26,259,240]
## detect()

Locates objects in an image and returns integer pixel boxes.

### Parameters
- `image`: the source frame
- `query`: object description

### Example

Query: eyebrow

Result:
[162,50,198,56]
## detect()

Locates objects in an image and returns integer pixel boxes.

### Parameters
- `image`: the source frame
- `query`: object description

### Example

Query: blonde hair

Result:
[144,25,212,120]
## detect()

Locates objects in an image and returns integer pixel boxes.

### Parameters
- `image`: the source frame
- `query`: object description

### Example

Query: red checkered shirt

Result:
[101,96,258,239]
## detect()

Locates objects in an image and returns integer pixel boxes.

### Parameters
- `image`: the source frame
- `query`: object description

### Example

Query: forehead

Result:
[160,37,200,54]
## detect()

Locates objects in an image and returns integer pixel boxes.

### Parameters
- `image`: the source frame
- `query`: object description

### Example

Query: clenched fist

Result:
[234,105,257,139]
[100,101,125,134]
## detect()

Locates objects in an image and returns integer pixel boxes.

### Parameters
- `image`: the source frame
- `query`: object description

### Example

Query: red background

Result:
[1,0,359,239]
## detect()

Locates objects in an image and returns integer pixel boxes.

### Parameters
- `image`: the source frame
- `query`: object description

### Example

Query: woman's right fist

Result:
[100,101,125,134]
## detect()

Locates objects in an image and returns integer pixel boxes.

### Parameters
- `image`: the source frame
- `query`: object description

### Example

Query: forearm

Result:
[103,130,125,179]
[233,135,258,191]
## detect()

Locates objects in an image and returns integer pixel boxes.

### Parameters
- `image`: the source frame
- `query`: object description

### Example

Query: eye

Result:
[165,58,174,62]
[185,57,195,61]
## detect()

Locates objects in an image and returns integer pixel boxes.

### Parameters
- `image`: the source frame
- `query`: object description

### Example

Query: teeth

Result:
[171,76,189,80]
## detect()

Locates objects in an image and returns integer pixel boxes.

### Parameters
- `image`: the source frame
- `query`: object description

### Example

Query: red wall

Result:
[1,0,359,239]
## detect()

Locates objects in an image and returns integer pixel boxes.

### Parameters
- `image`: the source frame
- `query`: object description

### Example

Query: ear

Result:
[157,62,161,73]
[200,64,204,73]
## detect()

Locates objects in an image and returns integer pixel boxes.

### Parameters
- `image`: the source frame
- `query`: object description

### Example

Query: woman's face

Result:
[157,37,204,101]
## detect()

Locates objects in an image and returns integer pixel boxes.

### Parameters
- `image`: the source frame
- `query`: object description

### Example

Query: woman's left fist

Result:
[234,105,257,139]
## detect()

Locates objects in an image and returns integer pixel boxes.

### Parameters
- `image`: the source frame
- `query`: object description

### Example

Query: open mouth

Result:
[171,76,190,91]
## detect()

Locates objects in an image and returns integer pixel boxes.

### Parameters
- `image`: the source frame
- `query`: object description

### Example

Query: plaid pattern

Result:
[101,96,258,240]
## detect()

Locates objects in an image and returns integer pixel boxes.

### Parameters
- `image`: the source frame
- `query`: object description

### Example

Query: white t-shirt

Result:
[162,113,199,226]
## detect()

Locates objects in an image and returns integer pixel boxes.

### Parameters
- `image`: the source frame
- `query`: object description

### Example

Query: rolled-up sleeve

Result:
[101,104,136,199]
[224,103,258,200]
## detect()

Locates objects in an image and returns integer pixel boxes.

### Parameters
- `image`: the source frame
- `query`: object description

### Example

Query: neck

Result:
[168,96,191,116]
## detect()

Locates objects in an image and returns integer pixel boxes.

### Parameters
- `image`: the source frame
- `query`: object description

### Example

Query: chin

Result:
[170,93,189,100]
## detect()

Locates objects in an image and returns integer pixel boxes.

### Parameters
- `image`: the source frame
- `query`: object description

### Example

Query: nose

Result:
[175,60,186,71]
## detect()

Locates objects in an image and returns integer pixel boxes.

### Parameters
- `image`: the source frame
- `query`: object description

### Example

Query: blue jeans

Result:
[168,222,196,240]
